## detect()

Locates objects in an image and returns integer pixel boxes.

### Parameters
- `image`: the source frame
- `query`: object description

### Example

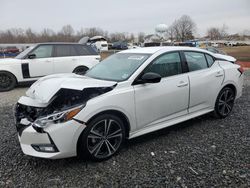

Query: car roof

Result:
[119,46,213,55]
[36,42,86,45]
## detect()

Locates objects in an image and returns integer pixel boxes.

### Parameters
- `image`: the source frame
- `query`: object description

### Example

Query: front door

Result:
[25,44,54,78]
[133,52,189,129]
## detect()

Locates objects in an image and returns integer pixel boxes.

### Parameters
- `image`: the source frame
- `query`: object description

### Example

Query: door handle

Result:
[215,71,224,77]
[177,81,188,87]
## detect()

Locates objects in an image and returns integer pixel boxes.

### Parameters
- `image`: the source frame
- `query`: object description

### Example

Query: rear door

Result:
[183,51,224,113]
[75,45,100,69]
[133,52,189,129]
[24,44,54,78]
[53,44,79,73]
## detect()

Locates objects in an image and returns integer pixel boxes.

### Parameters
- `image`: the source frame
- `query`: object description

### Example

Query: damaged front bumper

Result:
[14,103,86,159]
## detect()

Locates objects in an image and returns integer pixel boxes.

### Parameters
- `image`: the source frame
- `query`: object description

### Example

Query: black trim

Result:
[46,132,59,152]
[179,51,189,72]
[21,63,46,79]
[21,63,30,78]
[73,118,85,124]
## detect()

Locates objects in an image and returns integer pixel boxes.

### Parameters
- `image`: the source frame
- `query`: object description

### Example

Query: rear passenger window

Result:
[184,52,208,71]
[144,52,182,78]
[54,45,78,57]
[205,54,214,67]
[75,45,98,55]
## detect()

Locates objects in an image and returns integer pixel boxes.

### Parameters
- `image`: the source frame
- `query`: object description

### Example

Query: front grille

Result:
[14,103,43,136]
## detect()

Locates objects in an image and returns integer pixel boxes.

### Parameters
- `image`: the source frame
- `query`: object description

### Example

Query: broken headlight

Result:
[33,105,84,128]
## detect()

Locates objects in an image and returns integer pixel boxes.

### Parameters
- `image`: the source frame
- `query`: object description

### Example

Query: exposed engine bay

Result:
[15,86,116,125]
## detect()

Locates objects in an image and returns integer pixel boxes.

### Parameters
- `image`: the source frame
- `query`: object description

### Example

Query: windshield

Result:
[86,53,151,81]
[15,45,36,59]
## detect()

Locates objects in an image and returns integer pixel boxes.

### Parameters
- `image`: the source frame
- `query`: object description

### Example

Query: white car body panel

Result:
[14,46,244,159]
[134,74,189,129]
[187,62,224,113]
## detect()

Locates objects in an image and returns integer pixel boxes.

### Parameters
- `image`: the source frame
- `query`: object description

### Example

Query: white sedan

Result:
[0,43,100,91]
[14,47,244,161]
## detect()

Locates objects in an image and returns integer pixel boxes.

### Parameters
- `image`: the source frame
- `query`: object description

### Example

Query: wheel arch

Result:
[86,110,130,138]
[76,109,131,157]
[221,83,237,96]
[0,70,18,83]
[72,65,89,73]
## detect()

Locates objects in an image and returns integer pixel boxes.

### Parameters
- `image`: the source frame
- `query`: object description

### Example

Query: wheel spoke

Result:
[90,140,104,156]
[107,128,122,138]
[88,134,102,139]
[90,129,103,138]
[104,141,113,156]
[225,103,232,112]
[104,119,112,136]
[106,140,116,153]
[218,99,224,106]
[224,90,229,100]
[107,133,122,139]
[226,95,234,102]
[221,104,226,115]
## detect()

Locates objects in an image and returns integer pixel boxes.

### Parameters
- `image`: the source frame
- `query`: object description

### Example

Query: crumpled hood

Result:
[25,73,117,104]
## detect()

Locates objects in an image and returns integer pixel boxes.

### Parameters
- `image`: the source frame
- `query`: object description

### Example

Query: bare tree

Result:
[166,25,175,42]
[84,27,104,38]
[207,27,221,40]
[207,24,228,40]
[170,15,196,42]
[138,32,145,43]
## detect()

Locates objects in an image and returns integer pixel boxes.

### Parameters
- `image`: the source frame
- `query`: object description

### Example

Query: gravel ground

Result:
[0,73,249,187]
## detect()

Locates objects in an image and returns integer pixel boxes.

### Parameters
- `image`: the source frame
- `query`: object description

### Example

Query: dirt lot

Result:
[221,46,250,62]
[0,72,249,187]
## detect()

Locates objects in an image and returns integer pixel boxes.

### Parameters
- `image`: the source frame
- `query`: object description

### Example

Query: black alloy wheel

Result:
[78,114,125,161]
[0,71,16,92]
[214,87,235,118]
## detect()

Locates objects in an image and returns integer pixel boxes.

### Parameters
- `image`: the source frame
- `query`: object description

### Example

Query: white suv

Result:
[0,43,100,91]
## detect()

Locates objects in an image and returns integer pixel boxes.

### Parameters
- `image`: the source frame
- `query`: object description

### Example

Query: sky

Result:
[0,0,250,36]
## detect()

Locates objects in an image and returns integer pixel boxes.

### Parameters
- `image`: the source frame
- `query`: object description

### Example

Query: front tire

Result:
[78,114,125,161]
[0,71,16,92]
[214,87,235,118]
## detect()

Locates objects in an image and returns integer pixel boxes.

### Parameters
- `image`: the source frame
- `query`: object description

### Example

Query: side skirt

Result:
[129,108,214,139]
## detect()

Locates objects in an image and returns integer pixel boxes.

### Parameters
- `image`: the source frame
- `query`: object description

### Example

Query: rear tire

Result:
[214,87,235,118]
[73,66,89,75]
[0,71,17,92]
[78,114,125,161]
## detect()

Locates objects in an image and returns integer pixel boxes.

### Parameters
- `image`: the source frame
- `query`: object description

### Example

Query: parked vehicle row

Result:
[14,46,244,161]
[0,43,100,91]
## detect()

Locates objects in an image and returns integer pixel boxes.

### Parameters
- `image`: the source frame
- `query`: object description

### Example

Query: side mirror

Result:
[28,54,36,59]
[141,72,161,83]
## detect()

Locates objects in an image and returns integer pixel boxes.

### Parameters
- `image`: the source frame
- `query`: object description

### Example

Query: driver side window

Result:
[144,52,182,78]
[30,45,53,58]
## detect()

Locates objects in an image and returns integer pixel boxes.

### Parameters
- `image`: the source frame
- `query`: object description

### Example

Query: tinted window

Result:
[144,52,182,78]
[184,52,208,71]
[54,45,78,57]
[31,45,52,58]
[205,54,214,67]
[75,45,98,55]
